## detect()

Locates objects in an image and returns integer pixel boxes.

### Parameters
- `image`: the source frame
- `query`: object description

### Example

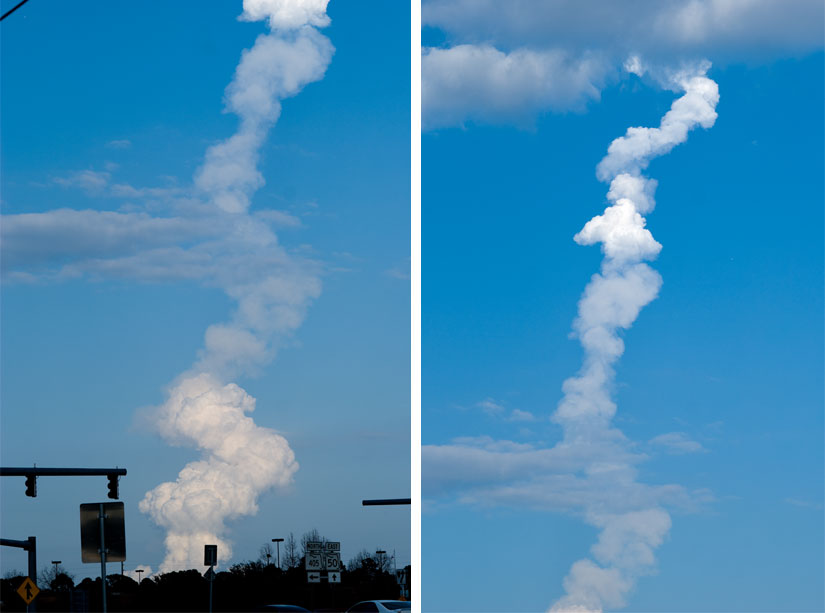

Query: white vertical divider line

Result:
[410,0,422,610]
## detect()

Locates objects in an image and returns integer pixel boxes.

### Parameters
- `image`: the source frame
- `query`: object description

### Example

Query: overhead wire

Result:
[0,0,31,22]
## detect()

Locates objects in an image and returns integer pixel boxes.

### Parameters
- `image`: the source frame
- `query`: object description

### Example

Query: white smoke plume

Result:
[138,0,333,573]
[549,66,719,612]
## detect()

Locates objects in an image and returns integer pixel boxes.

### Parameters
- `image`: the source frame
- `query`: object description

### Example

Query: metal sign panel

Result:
[324,552,341,571]
[325,541,340,552]
[80,502,126,563]
[306,541,323,552]
[307,571,321,583]
[204,544,217,567]
[395,569,407,585]
[204,567,216,582]
[328,571,341,583]
[17,577,39,605]
[305,552,323,571]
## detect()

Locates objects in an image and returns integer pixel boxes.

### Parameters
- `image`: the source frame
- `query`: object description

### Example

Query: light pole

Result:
[51,560,61,584]
[376,550,386,573]
[271,538,284,569]
[136,569,144,584]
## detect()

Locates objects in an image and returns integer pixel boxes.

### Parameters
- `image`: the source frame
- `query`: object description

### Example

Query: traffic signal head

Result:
[25,474,37,497]
[107,474,119,499]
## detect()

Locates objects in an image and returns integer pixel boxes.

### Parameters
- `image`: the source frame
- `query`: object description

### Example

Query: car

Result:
[345,600,411,613]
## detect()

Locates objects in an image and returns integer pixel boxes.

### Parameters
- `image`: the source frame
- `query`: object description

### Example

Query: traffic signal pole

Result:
[0,537,37,612]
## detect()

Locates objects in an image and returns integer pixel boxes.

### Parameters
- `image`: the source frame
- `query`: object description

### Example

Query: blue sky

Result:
[1,0,409,580]
[422,2,823,611]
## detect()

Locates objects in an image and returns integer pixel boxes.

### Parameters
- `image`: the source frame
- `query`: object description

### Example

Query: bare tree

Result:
[375,551,393,573]
[283,532,300,569]
[39,563,75,590]
[258,542,274,566]
[300,528,326,557]
[348,549,373,570]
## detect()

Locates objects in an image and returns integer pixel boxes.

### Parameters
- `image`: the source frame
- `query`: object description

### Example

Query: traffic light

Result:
[107,474,119,499]
[25,474,36,497]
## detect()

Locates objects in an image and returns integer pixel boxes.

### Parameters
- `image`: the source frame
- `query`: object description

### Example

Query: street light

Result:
[51,560,62,579]
[376,550,386,572]
[136,569,144,584]
[271,538,284,569]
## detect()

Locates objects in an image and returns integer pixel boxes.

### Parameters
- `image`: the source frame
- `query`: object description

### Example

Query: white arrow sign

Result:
[328,571,341,583]
[307,571,321,583]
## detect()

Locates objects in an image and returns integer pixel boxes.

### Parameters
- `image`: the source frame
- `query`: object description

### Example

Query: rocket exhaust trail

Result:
[139,0,334,573]
[549,66,719,612]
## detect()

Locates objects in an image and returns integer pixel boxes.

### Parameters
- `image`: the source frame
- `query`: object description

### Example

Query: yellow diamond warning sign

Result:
[17,576,39,605]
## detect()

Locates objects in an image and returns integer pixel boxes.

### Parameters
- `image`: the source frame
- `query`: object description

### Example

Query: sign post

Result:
[204,544,217,613]
[80,502,125,613]
[98,504,107,613]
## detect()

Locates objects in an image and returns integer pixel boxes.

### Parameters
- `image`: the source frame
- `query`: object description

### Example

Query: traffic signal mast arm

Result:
[0,467,127,499]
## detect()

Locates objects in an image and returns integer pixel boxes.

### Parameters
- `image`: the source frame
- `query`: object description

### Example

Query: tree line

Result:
[0,530,408,612]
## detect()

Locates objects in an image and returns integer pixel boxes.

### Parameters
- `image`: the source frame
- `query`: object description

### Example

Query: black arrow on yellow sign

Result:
[17,576,39,605]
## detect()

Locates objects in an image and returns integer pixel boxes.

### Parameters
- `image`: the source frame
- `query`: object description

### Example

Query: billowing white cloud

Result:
[194,28,333,213]
[239,0,330,30]
[139,374,298,571]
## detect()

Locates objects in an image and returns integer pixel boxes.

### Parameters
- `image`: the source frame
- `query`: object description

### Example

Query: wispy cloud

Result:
[106,139,132,149]
[53,169,111,194]
[385,257,411,280]
[423,45,609,129]
[422,0,823,129]
[784,498,824,510]
[474,397,538,422]
[648,432,707,455]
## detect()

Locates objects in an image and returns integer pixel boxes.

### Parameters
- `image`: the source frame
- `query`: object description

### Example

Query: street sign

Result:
[324,552,341,571]
[328,571,341,583]
[80,502,126,562]
[204,567,216,582]
[204,544,217,567]
[395,569,407,585]
[306,541,322,552]
[17,577,39,605]
[325,541,340,552]
[307,571,321,583]
[305,552,323,571]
